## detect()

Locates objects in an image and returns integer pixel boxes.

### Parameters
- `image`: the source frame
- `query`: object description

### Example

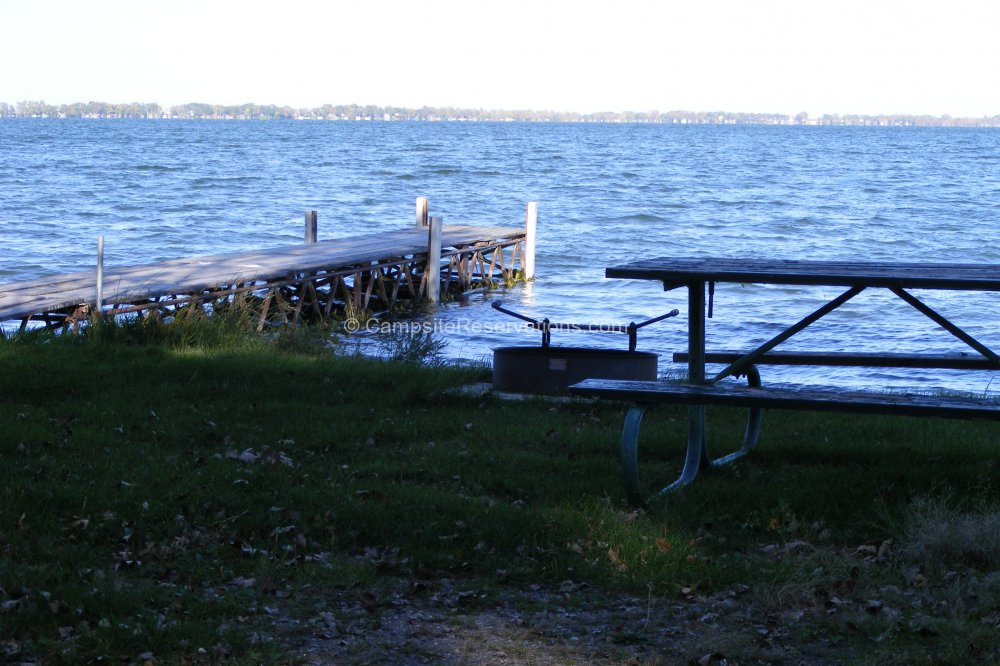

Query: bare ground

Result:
[268,577,854,665]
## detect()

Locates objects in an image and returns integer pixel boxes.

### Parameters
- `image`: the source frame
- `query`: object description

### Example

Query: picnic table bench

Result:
[569,258,1000,506]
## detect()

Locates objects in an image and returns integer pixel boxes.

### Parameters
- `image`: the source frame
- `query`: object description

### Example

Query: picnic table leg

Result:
[688,281,710,470]
[622,281,708,505]
[621,403,707,506]
[708,365,764,467]
[621,281,764,506]
[689,279,763,468]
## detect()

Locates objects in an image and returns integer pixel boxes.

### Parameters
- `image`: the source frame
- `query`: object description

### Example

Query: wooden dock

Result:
[1,203,534,331]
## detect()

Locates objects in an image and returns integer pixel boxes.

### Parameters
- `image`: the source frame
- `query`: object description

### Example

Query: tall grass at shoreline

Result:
[2,315,999,664]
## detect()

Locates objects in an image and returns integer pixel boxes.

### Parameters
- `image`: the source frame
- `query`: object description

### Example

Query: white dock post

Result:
[304,210,318,243]
[96,234,104,316]
[524,201,537,280]
[416,196,429,228]
[426,216,442,302]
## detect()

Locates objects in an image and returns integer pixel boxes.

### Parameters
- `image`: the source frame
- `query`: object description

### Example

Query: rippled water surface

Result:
[3,119,999,392]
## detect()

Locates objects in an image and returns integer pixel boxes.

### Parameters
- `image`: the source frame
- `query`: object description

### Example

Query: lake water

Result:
[2,119,999,393]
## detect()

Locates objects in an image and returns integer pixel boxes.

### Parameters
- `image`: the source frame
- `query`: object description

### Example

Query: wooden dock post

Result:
[416,196,428,228]
[426,216,442,302]
[96,234,104,315]
[304,210,318,243]
[524,201,537,280]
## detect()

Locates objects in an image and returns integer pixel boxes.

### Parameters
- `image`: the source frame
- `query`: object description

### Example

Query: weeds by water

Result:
[2,314,1000,663]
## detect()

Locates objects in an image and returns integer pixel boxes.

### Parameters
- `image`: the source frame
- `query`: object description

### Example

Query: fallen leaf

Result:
[729,584,751,598]
[825,595,846,608]
[559,580,588,594]
[785,539,814,553]
[358,591,378,613]
[654,537,672,553]
[881,605,903,622]
[237,449,258,463]
[980,611,1000,627]
[317,611,339,635]
[607,547,627,572]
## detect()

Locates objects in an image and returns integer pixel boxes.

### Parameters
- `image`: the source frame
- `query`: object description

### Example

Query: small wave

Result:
[190,176,260,187]
[622,213,667,223]
[136,164,181,172]
[164,203,208,213]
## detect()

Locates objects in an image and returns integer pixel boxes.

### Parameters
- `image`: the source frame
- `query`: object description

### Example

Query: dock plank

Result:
[0,224,525,322]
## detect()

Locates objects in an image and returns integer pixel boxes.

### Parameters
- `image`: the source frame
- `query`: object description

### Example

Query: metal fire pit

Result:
[490,301,678,395]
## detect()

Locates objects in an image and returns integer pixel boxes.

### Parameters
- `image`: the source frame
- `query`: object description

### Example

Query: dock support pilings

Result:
[416,196,429,229]
[524,201,537,281]
[304,210,318,243]
[95,234,104,318]
[426,216,443,302]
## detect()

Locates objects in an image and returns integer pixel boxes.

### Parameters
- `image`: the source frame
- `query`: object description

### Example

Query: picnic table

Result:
[570,257,1000,506]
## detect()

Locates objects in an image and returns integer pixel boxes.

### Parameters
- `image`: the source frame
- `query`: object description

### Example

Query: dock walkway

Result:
[1,222,529,331]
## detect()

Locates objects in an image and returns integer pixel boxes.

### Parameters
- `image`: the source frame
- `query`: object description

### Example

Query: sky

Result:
[1,0,998,118]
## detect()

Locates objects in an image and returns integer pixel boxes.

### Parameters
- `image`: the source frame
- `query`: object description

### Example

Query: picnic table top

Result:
[605,257,1000,291]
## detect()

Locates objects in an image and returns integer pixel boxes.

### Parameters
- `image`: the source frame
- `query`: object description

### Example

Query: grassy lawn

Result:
[2,319,999,664]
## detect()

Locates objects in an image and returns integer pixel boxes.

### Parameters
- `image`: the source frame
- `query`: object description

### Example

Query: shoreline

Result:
[4,107,999,128]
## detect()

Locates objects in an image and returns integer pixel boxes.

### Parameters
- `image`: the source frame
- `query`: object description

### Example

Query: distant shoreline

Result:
[3,101,999,127]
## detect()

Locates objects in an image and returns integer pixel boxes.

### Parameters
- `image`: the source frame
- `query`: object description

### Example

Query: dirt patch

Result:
[269,577,841,665]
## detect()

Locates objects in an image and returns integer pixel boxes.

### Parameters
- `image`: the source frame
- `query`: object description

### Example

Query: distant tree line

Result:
[1,100,164,119]
[2,100,999,127]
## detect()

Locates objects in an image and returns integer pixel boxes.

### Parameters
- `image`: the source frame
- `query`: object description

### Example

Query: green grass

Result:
[2,319,1000,663]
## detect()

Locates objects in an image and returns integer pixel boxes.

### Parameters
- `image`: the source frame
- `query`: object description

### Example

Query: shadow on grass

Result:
[2,328,999,663]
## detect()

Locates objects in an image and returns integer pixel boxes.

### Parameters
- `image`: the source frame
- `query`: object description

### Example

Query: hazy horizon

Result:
[4,99,997,121]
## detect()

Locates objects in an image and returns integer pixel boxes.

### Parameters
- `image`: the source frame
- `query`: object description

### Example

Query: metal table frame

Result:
[607,258,1000,501]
